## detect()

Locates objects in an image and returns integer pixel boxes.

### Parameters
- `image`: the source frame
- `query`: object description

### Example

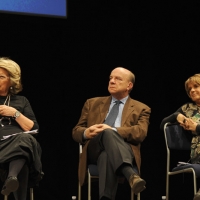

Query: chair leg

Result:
[192,171,197,195]
[78,181,81,200]
[4,195,8,200]
[88,172,91,200]
[131,189,134,200]
[30,188,34,200]
[166,174,169,200]
[137,192,140,200]
[131,190,140,200]
[3,188,34,200]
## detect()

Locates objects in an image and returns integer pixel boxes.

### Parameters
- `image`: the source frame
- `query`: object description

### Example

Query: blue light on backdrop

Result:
[0,0,67,18]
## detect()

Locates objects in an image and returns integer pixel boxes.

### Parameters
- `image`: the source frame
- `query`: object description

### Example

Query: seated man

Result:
[72,67,151,200]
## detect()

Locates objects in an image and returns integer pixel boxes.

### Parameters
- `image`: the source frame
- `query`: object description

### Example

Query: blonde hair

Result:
[0,57,22,94]
[185,74,200,96]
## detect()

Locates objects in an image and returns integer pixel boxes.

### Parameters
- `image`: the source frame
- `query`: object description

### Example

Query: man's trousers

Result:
[87,129,136,200]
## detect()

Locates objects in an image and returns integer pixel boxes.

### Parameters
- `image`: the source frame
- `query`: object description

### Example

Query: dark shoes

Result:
[129,173,146,195]
[194,189,200,200]
[1,176,19,196]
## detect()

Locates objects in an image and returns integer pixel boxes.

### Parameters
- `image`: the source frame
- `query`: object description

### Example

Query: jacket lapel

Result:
[99,96,112,123]
[121,97,134,126]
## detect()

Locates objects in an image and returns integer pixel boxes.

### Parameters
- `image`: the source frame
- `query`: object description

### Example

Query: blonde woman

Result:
[0,57,43,200]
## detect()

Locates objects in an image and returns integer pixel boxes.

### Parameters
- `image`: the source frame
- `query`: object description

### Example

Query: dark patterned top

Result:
[160,102,200,135]
[160,102,200,162]
[0,95,39,140]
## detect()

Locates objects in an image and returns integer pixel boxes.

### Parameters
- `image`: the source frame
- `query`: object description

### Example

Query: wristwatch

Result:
[13,111,21,119]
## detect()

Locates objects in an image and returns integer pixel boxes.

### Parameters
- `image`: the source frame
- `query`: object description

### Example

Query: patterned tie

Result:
[104,101,121,126]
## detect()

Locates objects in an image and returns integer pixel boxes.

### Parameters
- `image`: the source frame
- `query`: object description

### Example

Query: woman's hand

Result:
[0,105,16,117]
[177,113,187,125]
[181,118,197,132]
[177,113,197,132]
[0,105,34,131]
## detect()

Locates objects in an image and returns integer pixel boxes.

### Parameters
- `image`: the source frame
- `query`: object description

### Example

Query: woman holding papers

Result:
[0,57,43,200]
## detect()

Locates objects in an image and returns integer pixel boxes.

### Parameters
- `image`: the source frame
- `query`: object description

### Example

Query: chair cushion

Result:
[165,124,192,150]
[88,164,99,176]
[172,164,200,177]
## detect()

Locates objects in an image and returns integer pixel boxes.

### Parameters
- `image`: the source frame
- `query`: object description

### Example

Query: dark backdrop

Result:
[0,1,200,200]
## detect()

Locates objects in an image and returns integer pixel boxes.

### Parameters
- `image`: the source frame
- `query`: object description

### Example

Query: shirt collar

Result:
[111,95,129,104]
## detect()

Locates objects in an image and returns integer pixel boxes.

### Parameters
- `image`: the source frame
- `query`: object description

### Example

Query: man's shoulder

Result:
[129,97,150,109]
[84,96,111,108]
[87,96,110,102]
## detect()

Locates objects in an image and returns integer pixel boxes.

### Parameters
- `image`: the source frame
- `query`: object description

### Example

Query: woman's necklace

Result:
[0,95,11,127]
[3,95,10,106]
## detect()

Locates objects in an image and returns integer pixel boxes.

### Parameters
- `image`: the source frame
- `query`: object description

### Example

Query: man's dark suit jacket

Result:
[72,95,151,186]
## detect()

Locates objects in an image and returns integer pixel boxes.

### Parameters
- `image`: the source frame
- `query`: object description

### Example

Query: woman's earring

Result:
[10,86,13,90]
